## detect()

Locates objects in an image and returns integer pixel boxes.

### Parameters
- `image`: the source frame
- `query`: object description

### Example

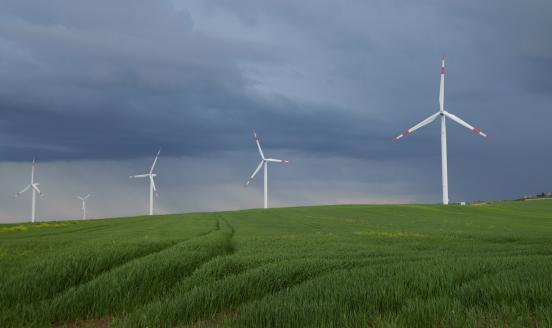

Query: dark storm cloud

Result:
[0,0,400,162]
[0,0,550,193]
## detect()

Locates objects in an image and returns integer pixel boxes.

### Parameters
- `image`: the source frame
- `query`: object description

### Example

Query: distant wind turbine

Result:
[245,130,288,209]
[130,149,160,215]
[76,194,91,220]
[393,57,489,205]
[15,159,43,223]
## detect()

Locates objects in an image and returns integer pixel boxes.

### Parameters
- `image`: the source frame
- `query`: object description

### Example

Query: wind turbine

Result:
[245,130,288,209]
[130,149,160,216]
[76,194,91,220]
[15,159,43,223]
[393,57,489,205]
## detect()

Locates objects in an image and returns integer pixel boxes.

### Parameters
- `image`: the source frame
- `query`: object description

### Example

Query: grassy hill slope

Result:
[1,201,552,327]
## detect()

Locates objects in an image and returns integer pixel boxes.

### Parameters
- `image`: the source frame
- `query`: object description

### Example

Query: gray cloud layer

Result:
[0,0,550,220]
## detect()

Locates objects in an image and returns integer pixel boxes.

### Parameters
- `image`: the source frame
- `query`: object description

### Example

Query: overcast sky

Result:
[0,0,551,222]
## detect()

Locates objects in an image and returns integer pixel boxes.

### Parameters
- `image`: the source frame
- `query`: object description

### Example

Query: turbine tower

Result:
[15,159,43,223]
[393,57,488,205]
[130,149,160,215]
[245,130,288,209]
[76,194,91,220]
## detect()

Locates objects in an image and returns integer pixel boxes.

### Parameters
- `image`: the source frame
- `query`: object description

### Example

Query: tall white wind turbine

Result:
[130,149,160,216]
[15,159,43,223]
[245,130,288,209]
[393,57,489,205]
[76,194,91,220]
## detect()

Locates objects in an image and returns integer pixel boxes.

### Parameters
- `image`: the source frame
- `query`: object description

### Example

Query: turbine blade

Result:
[77,196,84,201]
[16,184,31,196]
[444,111,488,138]
[32,183,42,194]
[394,112,440,140]
[150,176,159,197]
[130,174,148,178]
[253,130,265,159]
[245,161,264,186]
[439,56,445,112]
[149,149,161,174]
[266,158,289,163]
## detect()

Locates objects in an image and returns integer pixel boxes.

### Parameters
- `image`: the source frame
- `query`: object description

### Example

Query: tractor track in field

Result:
[174,262,375,326]
[167,250,534,326]
[146,256,431,325]
[65,238,552,327]
[83,215,222,269]
[2,218,222,312]
[158,230,461,325]
[151,228,552,326]
[57,217,223,286]
[206,259,466,325]
[43,216,232,328]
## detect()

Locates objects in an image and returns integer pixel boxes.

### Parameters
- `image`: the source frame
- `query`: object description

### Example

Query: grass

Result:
[1,201,551,327]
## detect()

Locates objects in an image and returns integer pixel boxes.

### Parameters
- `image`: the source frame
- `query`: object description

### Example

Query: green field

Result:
[1,201,552,327]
